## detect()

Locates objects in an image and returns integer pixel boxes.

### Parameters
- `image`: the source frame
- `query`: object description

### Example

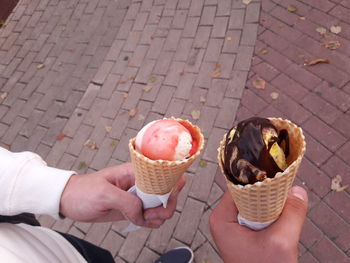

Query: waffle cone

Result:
[129,118,204,195]
[218,118,306,222]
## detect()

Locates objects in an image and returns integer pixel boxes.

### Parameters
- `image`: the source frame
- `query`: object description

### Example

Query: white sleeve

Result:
[0,147,75,219]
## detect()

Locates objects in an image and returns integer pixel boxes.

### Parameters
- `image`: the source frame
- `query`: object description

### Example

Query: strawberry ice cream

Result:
[135,119,197,161]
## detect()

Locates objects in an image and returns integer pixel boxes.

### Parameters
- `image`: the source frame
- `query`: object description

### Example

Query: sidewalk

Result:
[0,0,349,262]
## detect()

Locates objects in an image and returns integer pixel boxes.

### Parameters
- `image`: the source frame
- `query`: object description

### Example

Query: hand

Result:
[143,175,186,228]
[210,186,308,263]
[60,163,145,226]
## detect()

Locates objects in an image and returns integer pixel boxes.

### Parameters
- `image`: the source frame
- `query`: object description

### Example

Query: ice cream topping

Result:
[135,119,195,161]
[221,117,289,185]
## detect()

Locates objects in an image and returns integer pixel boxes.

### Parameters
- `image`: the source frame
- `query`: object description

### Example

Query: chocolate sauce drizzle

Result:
[222,117,289,185]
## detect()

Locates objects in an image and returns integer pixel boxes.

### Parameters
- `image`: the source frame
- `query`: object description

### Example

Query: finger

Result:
[104,163,135,189]
[269,186,308,242]
[144,176,186,221]
[210,191,238,223]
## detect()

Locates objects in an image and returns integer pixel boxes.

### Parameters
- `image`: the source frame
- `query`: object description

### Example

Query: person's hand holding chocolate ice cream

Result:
[210,186,308,263]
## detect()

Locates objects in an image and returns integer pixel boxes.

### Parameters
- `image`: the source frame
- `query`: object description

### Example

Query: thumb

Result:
[270,186,308,242]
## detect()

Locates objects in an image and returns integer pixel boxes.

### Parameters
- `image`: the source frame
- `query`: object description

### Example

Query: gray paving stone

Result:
[195,241,223,263]
[118,228,151,262]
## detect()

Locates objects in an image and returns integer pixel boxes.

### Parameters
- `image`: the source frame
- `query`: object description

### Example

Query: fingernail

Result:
[291,186,307,201]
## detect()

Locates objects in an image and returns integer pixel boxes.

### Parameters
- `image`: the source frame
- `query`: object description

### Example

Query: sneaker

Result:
[153,247,194,263]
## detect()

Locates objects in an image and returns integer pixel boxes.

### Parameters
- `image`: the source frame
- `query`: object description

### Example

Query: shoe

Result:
[153,247,194,263]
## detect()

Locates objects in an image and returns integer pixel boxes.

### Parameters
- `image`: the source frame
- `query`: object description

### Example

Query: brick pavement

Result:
[1,0,350,262]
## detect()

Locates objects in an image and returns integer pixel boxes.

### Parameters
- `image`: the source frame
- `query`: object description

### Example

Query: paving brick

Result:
[195,241,223,263]
[127,100,152,130]
[229,9,245,29]
[203,127,227,162]
[299,251,319,263]
[118,228,151,262]
[234,45,254,71]
[303,131,333,167]
[164,97,186,118]
[132,12,148,31]
[240,88,268,115]
[2,99,26,125]
[182,17,200,38]
[195,62,216,88]
[52,219,74,233]
[198,208,216,247]
[211,17,229,38]
[57,152,76,171]
[92,61,114,85]
[172,10,188,29]
[217,0,231,16]
[153,51,174,75]
[152,85,176,114]
[109,110,130,140]
[217,54,235,79]
[122,83,144,110]
[77,83,100,110]
[117,67,139,92]
[163,61,185,86]
[62,108,88,137]
[174,38,193,62]
[322,155,350,195]
[128,45,148,68]
[174,197,205,244]
[147,212,180,253]
[100,230,125,258]
[309,201,350,252]
[215,98,240,129]
[146,38,165,59]
[189,161,217,202]
[193,26,211,49]
[200,6,216,26]
[298,158,331,198]
[135,59,156,83]
[195,106,218,138]
[324,189,350,224]
[241,23,259,46]
[39,101,62,128]
[102,91,125,119]
[45,136,72,167]
[303,116,346,152]
[19,110,44,138]
[301,92,342,125]
[204,39,224,62]
[135,247,159,263]
[66,124,94,157]
[174,72,197,100]
[112,128,137,162]
[205,78,227,107]
[284,63,322,91]
[337,141,350,164]
[333,113,350,139]
[225,70,248,98]
[163,29,182,52]
[85,222,112,246]
[188,0,204,17]
[185,48,205,73]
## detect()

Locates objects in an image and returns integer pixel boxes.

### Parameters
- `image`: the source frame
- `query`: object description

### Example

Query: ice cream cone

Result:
[218,118,306,223]
[129,118,204,195]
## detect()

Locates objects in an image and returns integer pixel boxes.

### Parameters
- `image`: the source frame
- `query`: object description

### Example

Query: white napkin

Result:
[123,185,171,233]
[237,214,276,231]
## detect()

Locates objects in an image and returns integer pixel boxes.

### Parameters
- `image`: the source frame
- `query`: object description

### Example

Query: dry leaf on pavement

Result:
[138,114,145,120]
[304,58,330,66]
[56,133,65,140]
[252,78,266,89]
[212,64,221,78]
[226,36,232,41]
[200,95,206,103]
[331,175,349,192]
[148,76,157,83]
[0,92,8,100]
[242,0,252,5]
[191,110,200,120]
[84,139,98,150]
[77,161,87,170]
[143,85,154,92]
[199,160,207,168]
[287,5,297,12]
[330,25,341,34]
[129,108,138,118]
[323,41,341,50]
[110,141,118,147]
[316,27,327,35]
[105,126,112,133]
[260,49,269,55]
[37,64,45,69]
[270,92,279,100]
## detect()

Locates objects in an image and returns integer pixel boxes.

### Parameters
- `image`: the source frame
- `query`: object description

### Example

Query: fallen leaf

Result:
[56,133,65,140]
[123,93,128,98]
[323,41,341,50]
[212,64,221,78]
[77,161,87,170]
[37,64,45,69]
[305,58,330,66]
[191,110,200,120]
[252,78,266,89]
[299,16,306,20]
[0,20,5,27]
[118,80,127,84]
[129,108,138,118]
[0,92,8,100]
[287,5,297,12]
[330,25,341,34]
[316,27,327,35]
[242,0,251,5]
[105,126,112,133]
[331,175,349,192]
[270,92,279,100]
[260,49,269,55]
[110,141,118,147]
[148,76,157,83]
[226,36,232,41]
[298,55,305,60]
[200,95,206,103]
[199,160,207,168]
[138,114,145,120]
[143,85,154,92]
[129,75,136,80]
[84,139,98,150]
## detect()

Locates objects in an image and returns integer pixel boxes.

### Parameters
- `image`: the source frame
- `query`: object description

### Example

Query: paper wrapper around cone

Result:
[129,118,205,195]
[218,118,306,223]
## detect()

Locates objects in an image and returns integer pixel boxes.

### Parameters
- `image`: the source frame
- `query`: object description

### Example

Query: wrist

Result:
[59,173,79,218]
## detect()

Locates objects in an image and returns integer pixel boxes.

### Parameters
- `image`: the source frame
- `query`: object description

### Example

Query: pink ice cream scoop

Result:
[135,119,196,161]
